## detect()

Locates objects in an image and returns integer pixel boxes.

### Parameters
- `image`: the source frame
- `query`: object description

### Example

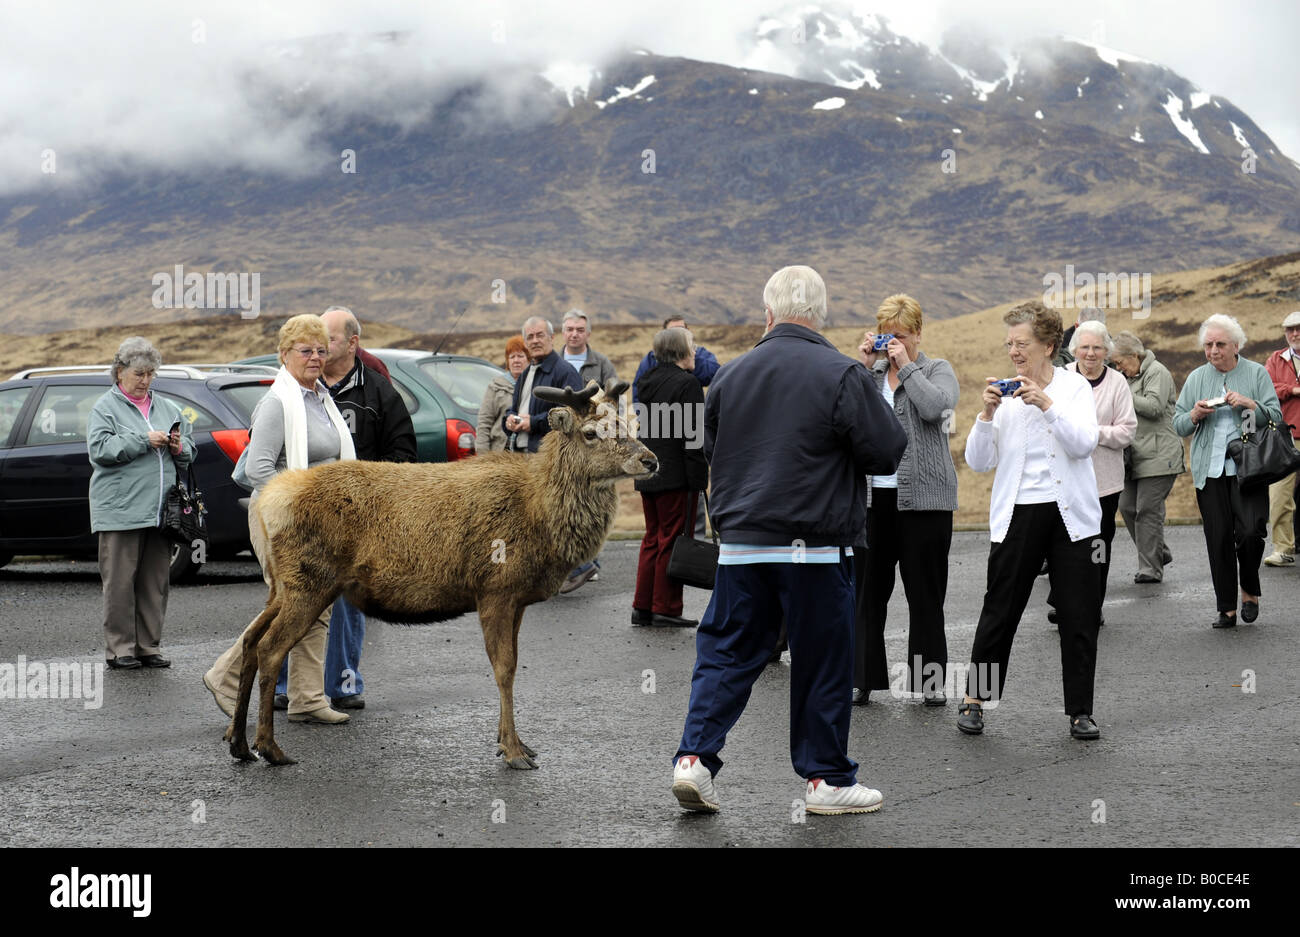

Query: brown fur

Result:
[222,382,657,768]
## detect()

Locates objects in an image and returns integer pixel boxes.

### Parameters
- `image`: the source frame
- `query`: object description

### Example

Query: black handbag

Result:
[666,492,718,590]
[159,456,209,547]
[1227,419,1300,491]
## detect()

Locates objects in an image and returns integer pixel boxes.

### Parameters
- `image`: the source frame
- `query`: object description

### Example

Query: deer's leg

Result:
[481,599,535,769]
[226,601,278,761]
[251,594,327,766]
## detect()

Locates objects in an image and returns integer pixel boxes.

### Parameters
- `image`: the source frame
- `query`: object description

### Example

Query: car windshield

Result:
[419,359,504,416]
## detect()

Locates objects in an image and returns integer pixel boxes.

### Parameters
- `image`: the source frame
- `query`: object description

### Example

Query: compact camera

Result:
[992,379,1022,396]
[873,333,896,351]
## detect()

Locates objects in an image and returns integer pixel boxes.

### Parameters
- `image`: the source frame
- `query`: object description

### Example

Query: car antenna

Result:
[432,303,470,355]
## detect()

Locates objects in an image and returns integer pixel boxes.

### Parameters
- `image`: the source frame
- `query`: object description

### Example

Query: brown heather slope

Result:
[6,252,1298,533]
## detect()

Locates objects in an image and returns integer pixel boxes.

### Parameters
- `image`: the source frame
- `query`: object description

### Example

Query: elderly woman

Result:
[1046,322,1136,624]
[633,327,708,627]
[853,294,959,705]
[959,301,1104,740]
[87,338,195,669]
[1112,331,1185,583]
[477,336,530,452]
[203,315,356,724]
[1172,314,1283,627]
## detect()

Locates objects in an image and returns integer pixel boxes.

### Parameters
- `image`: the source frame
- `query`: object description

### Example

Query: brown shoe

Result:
[288,707,350,724]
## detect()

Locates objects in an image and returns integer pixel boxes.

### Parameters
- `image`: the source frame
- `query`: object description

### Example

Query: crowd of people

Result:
[86,280,1299,819]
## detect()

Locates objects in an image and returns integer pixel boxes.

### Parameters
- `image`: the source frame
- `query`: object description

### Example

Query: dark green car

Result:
[234,349,506,462]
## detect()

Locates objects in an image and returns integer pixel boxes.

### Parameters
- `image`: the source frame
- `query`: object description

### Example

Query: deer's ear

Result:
[549,407,574,432]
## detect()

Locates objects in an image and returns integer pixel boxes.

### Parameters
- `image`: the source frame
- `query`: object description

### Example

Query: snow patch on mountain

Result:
[542,63,596,107]
[1162,91,1209,154]
[595,74,655,110]
[813,96,846,110]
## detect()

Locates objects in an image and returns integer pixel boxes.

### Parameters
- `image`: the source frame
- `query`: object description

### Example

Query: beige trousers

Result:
[206,493,330,714]
[1266,435,1299,556]
[98,528,171,660]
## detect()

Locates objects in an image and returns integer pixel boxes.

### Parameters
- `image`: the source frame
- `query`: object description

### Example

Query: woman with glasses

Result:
[204,315,357,726]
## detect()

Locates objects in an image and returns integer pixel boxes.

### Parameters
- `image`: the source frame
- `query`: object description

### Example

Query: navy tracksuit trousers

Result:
[675,551,859,786]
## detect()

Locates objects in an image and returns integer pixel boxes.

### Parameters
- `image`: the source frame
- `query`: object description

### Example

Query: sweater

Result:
[1172,356,1283,489]
[1124,350,1185,479]
[865,352,959,512]
[965,367,1100,543]
[633,362,708,493]
[477,374,516,452]
[1067,362,1137,496]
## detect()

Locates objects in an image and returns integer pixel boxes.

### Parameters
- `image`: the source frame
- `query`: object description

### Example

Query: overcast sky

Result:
[1,0,1296,196]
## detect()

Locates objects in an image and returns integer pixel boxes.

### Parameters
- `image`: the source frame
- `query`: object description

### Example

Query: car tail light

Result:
[445,419,476,461]
[211,429,251,463]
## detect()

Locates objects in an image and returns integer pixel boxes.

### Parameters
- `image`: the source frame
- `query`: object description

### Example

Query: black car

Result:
[0,365,276,580]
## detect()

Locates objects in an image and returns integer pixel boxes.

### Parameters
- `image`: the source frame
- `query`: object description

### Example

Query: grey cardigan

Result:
[865,351,960,512]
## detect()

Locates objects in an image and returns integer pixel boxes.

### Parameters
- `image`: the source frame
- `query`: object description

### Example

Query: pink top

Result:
[1066,363,1137,496]
[119,384,151,421]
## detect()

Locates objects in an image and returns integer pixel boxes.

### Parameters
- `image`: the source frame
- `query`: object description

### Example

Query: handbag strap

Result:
[680,491,718,545]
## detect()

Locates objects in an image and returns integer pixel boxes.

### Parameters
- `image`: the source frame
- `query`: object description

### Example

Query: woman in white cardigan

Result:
[958,302,1104,741]
[1046,322,1137,625]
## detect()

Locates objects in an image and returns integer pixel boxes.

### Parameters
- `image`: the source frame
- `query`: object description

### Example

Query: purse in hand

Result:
[666,492,718,590]
[159,456,209,547]
[1227,419,1300,491]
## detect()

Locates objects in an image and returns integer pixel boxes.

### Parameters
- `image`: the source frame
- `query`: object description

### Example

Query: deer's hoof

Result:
[505,754,538,770]
[256,744,297,766]
[228,740,256,762]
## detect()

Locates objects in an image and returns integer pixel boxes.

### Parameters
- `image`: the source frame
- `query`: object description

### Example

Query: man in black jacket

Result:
[273,306,416,713]
[670,265,907,817]
[505,317,584,454]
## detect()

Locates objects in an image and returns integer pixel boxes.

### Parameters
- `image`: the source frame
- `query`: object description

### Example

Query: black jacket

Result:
[505,350,584,453]
[634,362,708,494]
[329,360,416,462]
[704,323,907,546]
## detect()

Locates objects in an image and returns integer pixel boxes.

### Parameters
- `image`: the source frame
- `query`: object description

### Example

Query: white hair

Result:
[763,265,827,329]
[112,336,162,380]
[1198,313,1247,351]
[521,316,553,337]
[1069,320,1114,355]
[562,309,589,329]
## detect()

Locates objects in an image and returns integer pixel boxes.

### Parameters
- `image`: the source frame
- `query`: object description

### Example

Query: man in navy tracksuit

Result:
[670,265,907,816]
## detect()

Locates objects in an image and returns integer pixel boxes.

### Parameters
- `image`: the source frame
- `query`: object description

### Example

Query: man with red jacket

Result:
[1263,310,1300,567]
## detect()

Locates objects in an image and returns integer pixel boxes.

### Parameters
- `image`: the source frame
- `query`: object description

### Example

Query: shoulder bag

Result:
[666,492,718,589]
[1227,418,1300,491]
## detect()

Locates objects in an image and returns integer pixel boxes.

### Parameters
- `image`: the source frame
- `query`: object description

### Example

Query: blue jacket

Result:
[505,350,584,453]
[632,345,719,403]
[705,323,907,546]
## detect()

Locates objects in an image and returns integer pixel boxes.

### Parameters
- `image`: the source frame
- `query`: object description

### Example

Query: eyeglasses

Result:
[292,347,328,360]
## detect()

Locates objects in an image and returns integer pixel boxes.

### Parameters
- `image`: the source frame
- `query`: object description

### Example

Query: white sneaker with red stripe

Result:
[804,778,883,815]
[671,755,720,813]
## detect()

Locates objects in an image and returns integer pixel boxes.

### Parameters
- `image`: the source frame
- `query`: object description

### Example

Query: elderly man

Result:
[505,316,584,453]
[1263,310,1300,567]
[272,306,415,712]
[669,265,907,816]
[633,316,720,403]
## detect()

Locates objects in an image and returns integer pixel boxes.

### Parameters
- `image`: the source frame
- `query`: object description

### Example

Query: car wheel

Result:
[168,541,202,583]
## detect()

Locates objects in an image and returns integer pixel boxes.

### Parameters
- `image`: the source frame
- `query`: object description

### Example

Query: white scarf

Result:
[270,367,356,469]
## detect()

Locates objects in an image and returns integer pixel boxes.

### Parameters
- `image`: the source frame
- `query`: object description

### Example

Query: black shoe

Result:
[331,695,365,710]
[138,654,170,668]
[273,693,289,711]
[651,613,698,627]
[107,656,142,670]
[1161,548,1173,567]
[1240,600,1258,623]
[923,691,947,706]
[630,608,653,626]
[957,702,984,735]
[1212,612,1236,629]
[1070,714,1100,740]
[1134,573,1161,584]
[852,687,869,706]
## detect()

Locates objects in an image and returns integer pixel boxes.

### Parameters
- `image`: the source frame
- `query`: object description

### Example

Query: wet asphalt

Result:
[0,528,1297,849]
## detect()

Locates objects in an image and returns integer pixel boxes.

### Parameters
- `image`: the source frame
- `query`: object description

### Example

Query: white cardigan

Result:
[965,367,1101,543]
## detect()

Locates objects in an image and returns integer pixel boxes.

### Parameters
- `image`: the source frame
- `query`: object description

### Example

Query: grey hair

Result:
[521,316,553,337]
[763,265,827,329]
[112,337,162,380]
[1198,313,1247,351]
[1077,307,1106,325]
[323,305,360,340]
[562,309,589,328]
[1112,331,1145,359]
[653,327,693,364]
[1069,320,1114,355]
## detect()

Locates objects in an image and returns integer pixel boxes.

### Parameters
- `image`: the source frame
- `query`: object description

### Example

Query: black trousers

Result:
[853,490,953,692]
[967,502,1101,717]
[1047,490,1119,614]
[1195,475,1267,613]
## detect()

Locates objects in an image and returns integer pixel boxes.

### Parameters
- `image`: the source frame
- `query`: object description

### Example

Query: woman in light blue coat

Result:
[88,337,195,670]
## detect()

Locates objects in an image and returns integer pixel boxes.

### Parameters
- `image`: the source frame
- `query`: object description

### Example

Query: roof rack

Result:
[9,363,278,381]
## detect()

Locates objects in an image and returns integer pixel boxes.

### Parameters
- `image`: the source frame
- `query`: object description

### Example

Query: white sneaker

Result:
[671,755,720,812]
[804,778,883,815]
[1263,552,1294,567]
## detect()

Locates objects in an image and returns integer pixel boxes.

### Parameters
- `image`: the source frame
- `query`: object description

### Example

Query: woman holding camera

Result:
[959,301,1103,740]
[1172,314,1282,627]
[853,294,959,706]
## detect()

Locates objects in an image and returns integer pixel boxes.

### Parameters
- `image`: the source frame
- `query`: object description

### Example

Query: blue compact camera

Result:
[873,333,895,351]
[992,379,1022,396]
